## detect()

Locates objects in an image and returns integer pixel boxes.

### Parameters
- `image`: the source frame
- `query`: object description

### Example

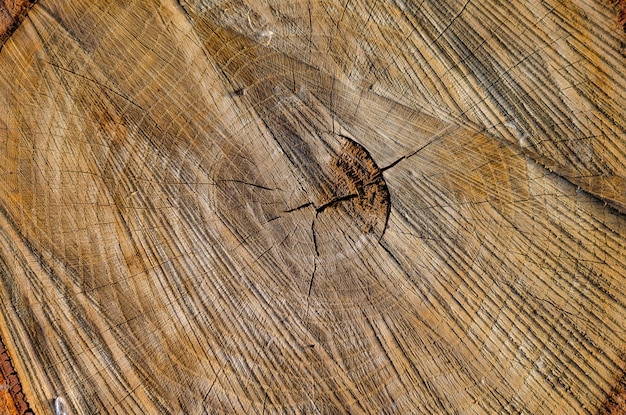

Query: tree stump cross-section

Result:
[0,0,625,414]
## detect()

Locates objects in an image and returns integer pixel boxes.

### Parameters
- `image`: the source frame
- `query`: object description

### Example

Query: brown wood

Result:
[1,0,625,414]
[0,337,32,415]
[614,0,626,34]
[0,0,36,49]
[602,374,626,415]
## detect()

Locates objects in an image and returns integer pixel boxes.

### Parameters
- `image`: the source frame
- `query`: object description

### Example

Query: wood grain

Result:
[613,0,626,34]
[602,373,626,415]
[0,0,36,49]
[0,0,625,414]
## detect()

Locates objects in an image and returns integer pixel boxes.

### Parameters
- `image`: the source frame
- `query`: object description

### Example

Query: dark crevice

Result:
[380,189,392,242]
[307,256,317,299]
[284,202,314,213]
[311,217,320,258]
[381,155,405,172]
[306,218,319,313]
[219,179,276,191]
[315,193,358,214]
[174,0,192,23]
[284,193,360,215]
[378,239,404,270]
[381,133,445,172]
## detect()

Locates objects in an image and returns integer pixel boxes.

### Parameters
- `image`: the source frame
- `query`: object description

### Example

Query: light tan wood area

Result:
[1,1,625,414]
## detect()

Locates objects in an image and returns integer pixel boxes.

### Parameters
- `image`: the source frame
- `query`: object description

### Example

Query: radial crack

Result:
[220,179,276,191]
[381,130,450,171]
[284,202,314,213]
[304,217,319,318]
[284,193,359,215]
[308,218,319,299]
[315,193,358,214]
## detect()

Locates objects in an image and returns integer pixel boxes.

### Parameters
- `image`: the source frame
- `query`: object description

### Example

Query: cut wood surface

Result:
[0,0,625,414]
[0,0,36,47]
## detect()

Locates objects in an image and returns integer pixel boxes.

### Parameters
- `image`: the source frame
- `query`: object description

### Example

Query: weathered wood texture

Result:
[0,0,625,414]
[0,4,37,413]
[602,374,626,415]
[615,0,626,35]
[0,0,35,48]
[0,337,32,415]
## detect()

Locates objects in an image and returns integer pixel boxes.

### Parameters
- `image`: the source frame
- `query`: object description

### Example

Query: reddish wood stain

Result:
[0,336,33,415]
[615,0,626,32]
[601,365,626,415]
[0,0,37,48]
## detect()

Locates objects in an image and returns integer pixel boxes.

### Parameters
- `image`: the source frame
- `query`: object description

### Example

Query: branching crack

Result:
[284,193,359,215]
[283,192,363,311]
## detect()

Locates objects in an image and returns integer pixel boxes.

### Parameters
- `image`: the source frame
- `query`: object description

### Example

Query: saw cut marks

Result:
[0,0,625,414]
